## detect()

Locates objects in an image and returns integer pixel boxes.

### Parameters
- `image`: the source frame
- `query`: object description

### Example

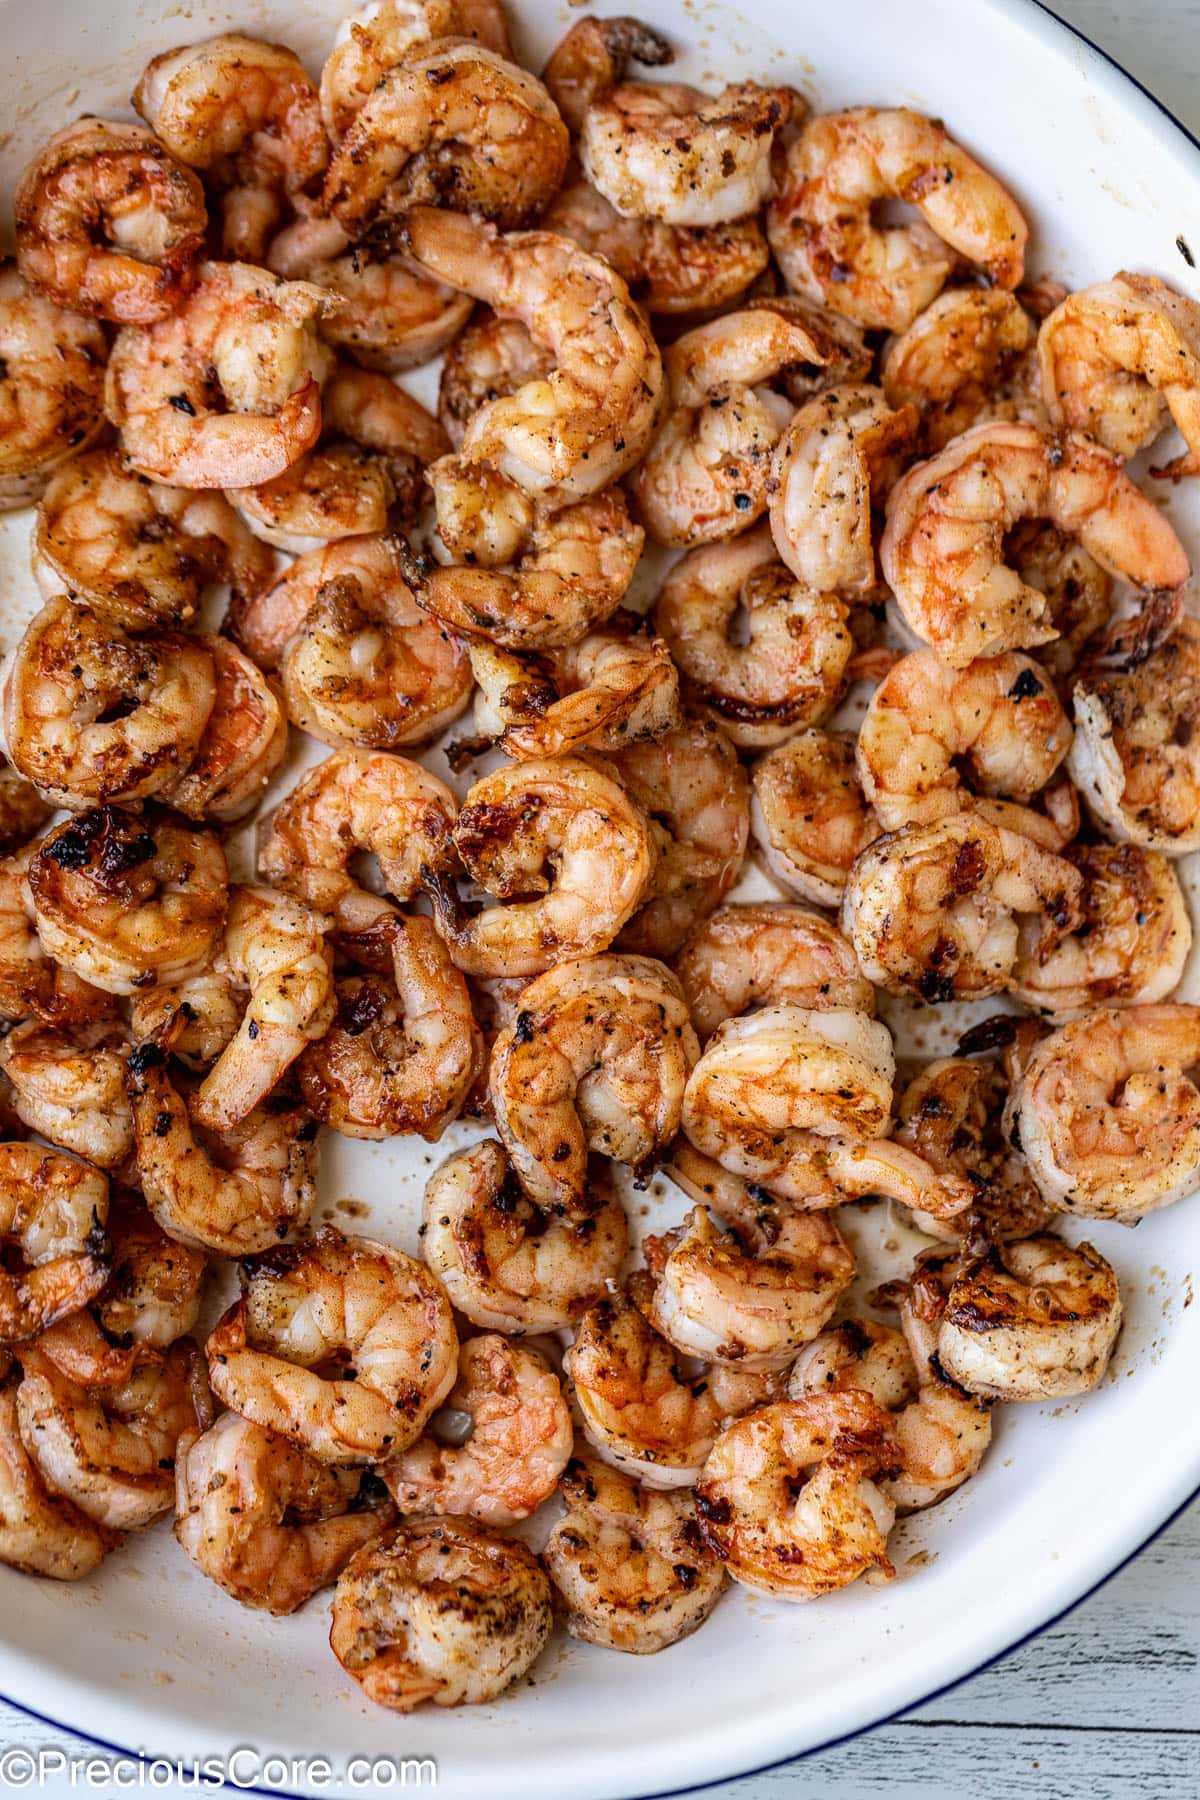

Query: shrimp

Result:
[163,638,287,826]
[1011,1003,1200,1220]
[206,1227,458,1465]
[0,261,107,511]
[880,421,1191,667]
[323,43,568,236]
[0,1018,131,1171]
[0,596,217,810]
[581,79,791,226]
[320,0,513,140]
[0,844,111,1028]
[750,729,881,909]
[0,763,49,857]
[564,1288,776,1489]
[438,309,554,449]
[881,287,1043,451]
[0,1143,109,1343]
[1007,521,1112,680]
[329,1517,552,1710]
[767,107,1027,331]
[675,905,873,1041]
[175,1410,394,1615]
[855,648,1073,832]
[383,1334,571,1525]
[97,1197,207,1348]
[652,530,853,748]
[695,1393,899,1599]
[422,1139,628,1332]
[489,954,698,1209]
[128,971,240,1073]
[1038,272,1200,478]
[611,717,750,959]
[14,118,207,323]
[34,450,275,632]
[1068,614,1200,855]
[134,34,328,262]
[29,805,229,998]
[541,13,673,136]
[297,913,481,1141]
[105,261,331,489]
[543,1455,726,1654]
[841,813,1083,1003]
[0,1384,115,1578]
[426,756,655,978]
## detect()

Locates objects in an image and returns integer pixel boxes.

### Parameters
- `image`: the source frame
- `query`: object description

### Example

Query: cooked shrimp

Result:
[329,1517,552,1710]
[128,970,241,1072]
[1012,1003,1200,1220]
[320,0,513,140]
[767,107,1027,331]
[1007,521,1112,679]
[750,729,880,909]
[541,13,673,136]
[881,421,1190,667]
[696,1393,898,1599]
[97,1197,207,1348]
[206,1226,457,1465]
[0,844,111,1028]
[14,118,207,323]
[489,954,698,1208]
[882,287,1042,451]
[651,530,852,749]
[29,805,229,997]
[427,755,655,978]
[788,1318,915,1409]
[423,1138,628,1332]
[842,813,1082,1002]
[0,1018,131,1171]
[0,596,216,809]
[175,1410,394,1614]
[384,1334,571,1525]
[0,1384,115,1577]
[134,34,328,261]
[0,763,49,857]
[856,648,1073,832]
[163,637,287,826]
[0,1142,109,1343]
[544,1454,725,1653]
[438,309,553,449]
[611,717,750,958]
[675,904,873,1041]
[0,261,107,510]
[105,261,330,489]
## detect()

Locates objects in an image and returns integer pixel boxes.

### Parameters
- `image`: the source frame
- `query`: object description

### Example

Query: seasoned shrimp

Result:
[611,717,749,958]
[134,34,328,261]
[696,1394,899,1599]
[206,1227,457,1465]
[15,118,206,323]
[652,531,853,749]
[0,845,110,1028]
[0,261,107,511]
[384,1334,571,1525]
[324,43,567,235]
[881,287,1042,451]
[105,261,330,489]
[1008,521,1112,679]
[0,1018,131,1171]
[320,0,513,140]
[427,756,655,978]
[489,954,698,1208]
[98,1197,207,1348]
[128,970,241,1073]
[856,648,1073,832]
[0,1384,115,1577]
[1039,272,1200,478]
[750,729,881,909]
[842,813,1082,1003]
[176,1410,394,1614]
[541,13,672,136]
[1,596,216,810]
[29,806,229,997]
[1012,1003,1200,1220]
[163,638,287,826]
[675,904,873,1041]
[0,1142,109,1343]
[438,309,554,449]
[0,763,49,858]
[881,421,1190,667]
[543,1455,725,1654]
[423,1139,628,1332]
[767,107,1027,331]
[895,1057,1055,1243]
[330,1517,552,1711]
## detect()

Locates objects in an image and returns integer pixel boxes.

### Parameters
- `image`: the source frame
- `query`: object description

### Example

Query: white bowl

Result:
[2,2,1200,1796]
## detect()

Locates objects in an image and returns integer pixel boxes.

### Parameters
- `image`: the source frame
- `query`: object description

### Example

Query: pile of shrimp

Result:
[0,0,1198,1716]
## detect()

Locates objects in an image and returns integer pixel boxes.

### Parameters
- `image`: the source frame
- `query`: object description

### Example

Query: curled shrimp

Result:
[750,729,880,909]
[675,904,873,1040]
[544,1454,726,1654]
[541,13,673,136]
[427,755,655,979]
[881,421,1190,667]
[163,637,287,826]
[423,1139,628,1332]
[1008,521,1112,680]
[321,0,513,140]
[0,1018,131,1171]
[98,1197,208,1348]
[383,1334,571,1525]
[652,530,852,749]
[129,970,241,1074]
[206,1226,458,1465]
[1,596,217,810]
[0,844,110,1028]
[438,309,554,449]
[175,1410,394,1615]
[0,261,107,510]
[29,805,229,997]
[489,954,698,1208]
[0,1143,109,1342]
[767,107,1027,331]
[0,1384,115,1578]
[14,118,207,323]
[105,261,330,489]
[882,287,1043,451]
[135,34,328,262]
